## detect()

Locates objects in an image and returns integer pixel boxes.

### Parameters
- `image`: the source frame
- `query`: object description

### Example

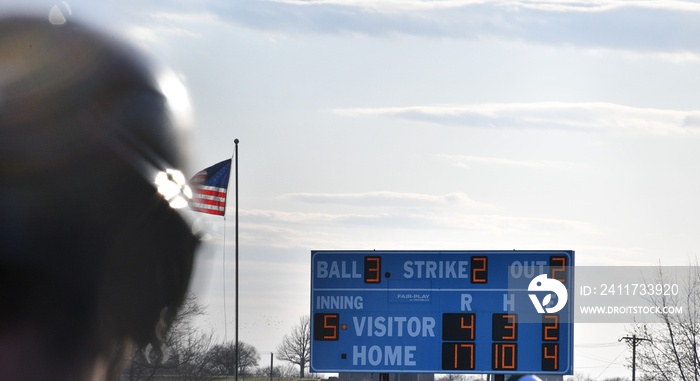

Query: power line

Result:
[576,342,626,348]
[592,347,628,381]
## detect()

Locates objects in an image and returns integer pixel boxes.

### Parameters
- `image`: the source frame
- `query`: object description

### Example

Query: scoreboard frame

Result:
[310,250,574,375]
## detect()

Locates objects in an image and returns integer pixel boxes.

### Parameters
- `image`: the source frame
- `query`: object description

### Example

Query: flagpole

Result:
[234,138,239,381]
[187,154,236,363]
[222,215,228,343]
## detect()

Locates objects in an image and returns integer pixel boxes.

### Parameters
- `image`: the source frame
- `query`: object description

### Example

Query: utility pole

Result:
[619,334,651,381]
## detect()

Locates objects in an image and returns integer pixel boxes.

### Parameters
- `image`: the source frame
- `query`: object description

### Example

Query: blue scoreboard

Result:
[310,250,574,375]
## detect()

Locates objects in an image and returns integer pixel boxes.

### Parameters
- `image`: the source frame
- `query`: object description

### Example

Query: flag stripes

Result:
[189,159,232,216]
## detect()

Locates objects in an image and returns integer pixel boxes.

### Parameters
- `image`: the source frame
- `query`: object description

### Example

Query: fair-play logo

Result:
[528,274,568,313]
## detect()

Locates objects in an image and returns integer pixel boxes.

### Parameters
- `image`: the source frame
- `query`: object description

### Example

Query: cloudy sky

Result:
[7,0,700,378]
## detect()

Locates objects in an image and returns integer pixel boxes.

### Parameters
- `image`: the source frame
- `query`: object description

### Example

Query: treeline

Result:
[119,295,311,381]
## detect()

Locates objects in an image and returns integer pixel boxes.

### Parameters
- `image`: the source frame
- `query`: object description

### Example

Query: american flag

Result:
[189,159,232,216]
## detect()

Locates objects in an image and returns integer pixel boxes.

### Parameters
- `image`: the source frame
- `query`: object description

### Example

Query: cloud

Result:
[270,0,700,13]
[250,193,497,246]
[237,207,599,249]
[12,0,698,57]
[207,0,700,56]
[436,154,578,170]
[233,191,598,249]
[121,11,223,47]
[335,102,700,134]
[229,191,599,250]
[282,190,491,209]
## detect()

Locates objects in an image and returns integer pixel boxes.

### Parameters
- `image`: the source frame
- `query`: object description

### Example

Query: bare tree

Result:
[123,293,216,381]
[205,341,260,376]
[435,374,466,381]
[572,374,628,381]
[282,362,301,378]
[276,315,311,378]
[255,365,283,378]
[627,264,700,381]
[255,363,298,380]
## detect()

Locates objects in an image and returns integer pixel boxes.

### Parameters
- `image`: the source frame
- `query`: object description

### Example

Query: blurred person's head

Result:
[0,14,199,381]
[506,375,543,381]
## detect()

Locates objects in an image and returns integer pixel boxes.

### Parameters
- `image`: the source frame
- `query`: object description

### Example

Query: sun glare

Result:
[157,70,194,128]
[155,169,192,209]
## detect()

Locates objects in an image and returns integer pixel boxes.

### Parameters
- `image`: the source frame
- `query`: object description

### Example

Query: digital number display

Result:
[313,313,339,341]
[492,343,517,370]
[442,343,475,370]
[442,313,476,341]
[440,312,563,373]
[542,343,559,371]
[491,314,518,370]
[471,256,488,283]
[543,314,559,341]
[492,314,518,341]
[441,313,476,371]
[550,256,568,284]
[541,314,560,370]
[311,250,574,375]
[364,256,381,283]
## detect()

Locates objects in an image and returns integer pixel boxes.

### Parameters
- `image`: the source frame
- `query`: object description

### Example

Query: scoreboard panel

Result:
[310,250,574,375]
